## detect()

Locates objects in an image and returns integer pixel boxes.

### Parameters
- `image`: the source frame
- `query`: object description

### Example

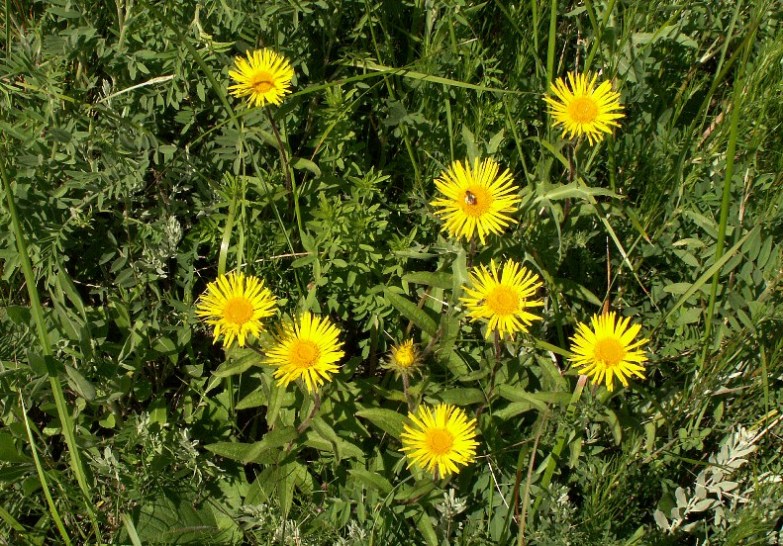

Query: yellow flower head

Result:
[383,339,422,378]
[228,48,294,107]
[430,158,520,244]
[196,271,277,348]
[265,312,345,393]
[460,259,545,339]
[400,403,478,478]
[569,311,649,392]
[544,71,624,145]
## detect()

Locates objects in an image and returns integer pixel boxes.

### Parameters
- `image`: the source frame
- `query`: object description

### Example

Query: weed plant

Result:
[1,1,782,545]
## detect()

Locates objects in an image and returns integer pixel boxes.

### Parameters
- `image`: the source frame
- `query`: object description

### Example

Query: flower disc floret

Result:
[400,404,478,478]
[460,259,545,339]
[569,311,649,391]
[544,71,624,145]
[196,271,277,348]
[430,158,520,244]
[265,312,345,393]
[228,48,294,107]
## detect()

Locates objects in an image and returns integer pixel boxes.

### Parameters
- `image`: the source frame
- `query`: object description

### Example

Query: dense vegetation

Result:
[1,1,782,544]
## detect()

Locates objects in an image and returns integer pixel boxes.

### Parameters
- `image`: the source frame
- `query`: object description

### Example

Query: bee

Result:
[464,190,478,206]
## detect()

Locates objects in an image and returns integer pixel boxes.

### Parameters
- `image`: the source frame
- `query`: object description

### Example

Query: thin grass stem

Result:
[19,394,72,545]
[1,156,100,540]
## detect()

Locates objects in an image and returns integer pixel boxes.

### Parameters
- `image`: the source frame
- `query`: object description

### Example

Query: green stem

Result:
[1,156,100,540]
[701,10,756,368]
[530,374,587,519]
[19,394,72,545]
[266,109,305,242]
[546,0,558,86]
[516,416,547,546]
[402,374,414,412]
[296,391,322,435]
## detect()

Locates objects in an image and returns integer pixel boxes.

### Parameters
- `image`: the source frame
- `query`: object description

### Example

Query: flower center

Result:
[223,297,254,325]
[251,71,275,93]
[486,285,518,316]
[568,96,599,123]
[593,337,625,367]
[394,346,416,368]
[461,185,492,217]
[426,428,454,455]
[290,340,320,369]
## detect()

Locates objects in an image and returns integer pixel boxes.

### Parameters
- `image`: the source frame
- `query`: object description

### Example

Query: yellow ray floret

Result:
[400,403,478,478]
[460,259,545,339]
[228,48,294,107]
[569,311,649,392]
[544,71,624,145]
[265,312,345,393]
[430,158,520,244]
[196,271,277,348]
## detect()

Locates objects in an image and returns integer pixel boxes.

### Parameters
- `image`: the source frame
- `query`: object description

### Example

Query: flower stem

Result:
[477,330,503,421]
[266,108,305,244]
[266,108,292,193]
[402,373,414,412]
[297,391,322,434]
[467,236,477,269]
[514,414,548,546]
[529,374,587,519]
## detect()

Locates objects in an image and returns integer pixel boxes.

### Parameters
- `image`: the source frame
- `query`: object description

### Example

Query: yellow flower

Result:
[383,339,422,377]
[400,403,478,478]
[460,259,545,339]
[196,271,277,348]
[568,311,649,392]
[228,48,294,107]
[430,158,520,244]
[544,71,624,145]
[265,312,345,393]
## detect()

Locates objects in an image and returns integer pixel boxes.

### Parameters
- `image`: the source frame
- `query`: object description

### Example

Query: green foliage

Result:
[2,0,783,544]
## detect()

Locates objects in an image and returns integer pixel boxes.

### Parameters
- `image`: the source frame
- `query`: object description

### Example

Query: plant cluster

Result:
[1,1,782,545]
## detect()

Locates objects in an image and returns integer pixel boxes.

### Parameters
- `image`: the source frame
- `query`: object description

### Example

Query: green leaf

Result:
[213,350,259,378]
[415,513,439,546]
[437,388,485,405]
[65,365,96,401]
[205,427,297,464]
[311,417,342,461]
[236,388,268,410]
[356,407,406,439]
[349,469,393,496]
[534,181,620,203]
[496,385,571,409]
[0,432,31,463]
[291,157,321,176]
[384,289,438,336]
[403,271,453,290]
